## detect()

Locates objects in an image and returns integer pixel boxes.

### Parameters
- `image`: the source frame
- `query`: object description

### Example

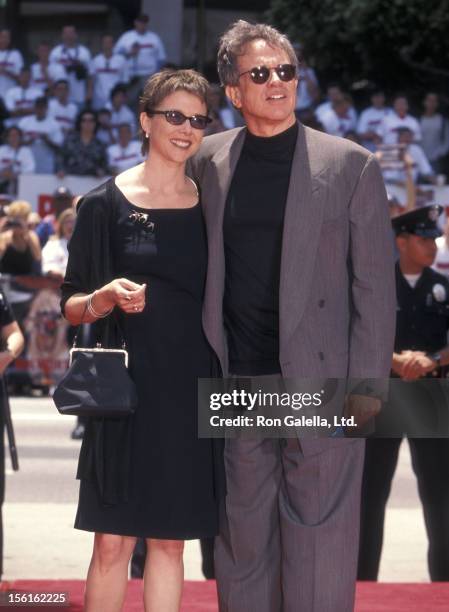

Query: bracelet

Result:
[86,291,113,319]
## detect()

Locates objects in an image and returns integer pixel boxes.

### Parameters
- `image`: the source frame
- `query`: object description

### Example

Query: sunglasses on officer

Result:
[147,109,212,130]
[238,64,297,85]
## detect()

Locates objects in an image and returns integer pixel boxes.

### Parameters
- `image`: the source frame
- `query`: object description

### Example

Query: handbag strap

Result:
[71,299,126,350]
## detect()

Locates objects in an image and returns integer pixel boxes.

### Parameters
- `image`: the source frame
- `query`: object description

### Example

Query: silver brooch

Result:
[128,211,155,233]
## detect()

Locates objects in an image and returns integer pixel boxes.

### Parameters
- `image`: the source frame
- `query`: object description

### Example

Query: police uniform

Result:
[358,205,449,581]
[0,288,15,579]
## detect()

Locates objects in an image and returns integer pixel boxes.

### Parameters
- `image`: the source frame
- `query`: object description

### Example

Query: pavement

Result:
[4,397,430,582]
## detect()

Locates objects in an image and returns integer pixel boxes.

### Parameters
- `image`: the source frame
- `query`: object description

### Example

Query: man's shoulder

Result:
[303,125,372,165]
[5,86,18,98]
[10,49,23,60]
[112,53,127,65]
[47,116,61,128]
[426,266,449,288]
[50,44,63,55]
[148,30,163,42]
[18,116,31,128]
[79,45,91,58]
[197,127,244,160]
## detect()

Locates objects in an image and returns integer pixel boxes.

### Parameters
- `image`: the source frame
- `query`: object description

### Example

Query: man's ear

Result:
[225,84,242,110]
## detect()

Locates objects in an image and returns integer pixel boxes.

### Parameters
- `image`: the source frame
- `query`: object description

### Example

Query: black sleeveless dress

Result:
[74,179,219,539]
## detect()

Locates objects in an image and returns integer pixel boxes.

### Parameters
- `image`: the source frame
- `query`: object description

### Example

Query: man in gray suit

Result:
[190,20,395,612]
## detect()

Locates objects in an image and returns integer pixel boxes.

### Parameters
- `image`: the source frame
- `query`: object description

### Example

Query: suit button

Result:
[318,299,325,308]
[319,352,324,361]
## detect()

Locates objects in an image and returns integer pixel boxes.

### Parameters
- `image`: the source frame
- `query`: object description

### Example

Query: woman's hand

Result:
[96,278,147,314]
[0,350,14,375]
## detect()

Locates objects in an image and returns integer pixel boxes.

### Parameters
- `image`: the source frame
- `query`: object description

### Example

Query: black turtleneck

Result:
[223,121,298,376]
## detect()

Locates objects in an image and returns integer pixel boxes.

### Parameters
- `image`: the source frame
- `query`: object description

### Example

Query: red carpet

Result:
[2,580,449,611]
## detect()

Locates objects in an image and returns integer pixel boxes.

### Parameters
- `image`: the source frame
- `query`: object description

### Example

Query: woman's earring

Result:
[145,132,149,139]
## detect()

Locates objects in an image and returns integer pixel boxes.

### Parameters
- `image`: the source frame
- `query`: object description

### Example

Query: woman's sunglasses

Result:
[148,109,212,130]
[239,64,297,85]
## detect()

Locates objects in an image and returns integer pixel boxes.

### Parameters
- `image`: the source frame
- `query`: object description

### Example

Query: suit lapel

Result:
[202,128,246,371]
[279,123,328,351]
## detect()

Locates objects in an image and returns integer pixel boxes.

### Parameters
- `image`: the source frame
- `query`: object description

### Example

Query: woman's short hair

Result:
[56,208,76,238]
[217,20,298,87]
[7,199,32,219]
[139,68,211,155]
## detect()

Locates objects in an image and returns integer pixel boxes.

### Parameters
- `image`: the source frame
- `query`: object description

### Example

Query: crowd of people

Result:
[0,14,167,195]
[0,13,446,203]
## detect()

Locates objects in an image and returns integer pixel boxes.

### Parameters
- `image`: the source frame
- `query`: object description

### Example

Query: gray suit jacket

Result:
[189,122,396,454]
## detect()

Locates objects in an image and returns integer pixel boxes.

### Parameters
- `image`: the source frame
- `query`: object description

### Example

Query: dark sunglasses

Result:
[239,64,297,85]
[148,109,212,130]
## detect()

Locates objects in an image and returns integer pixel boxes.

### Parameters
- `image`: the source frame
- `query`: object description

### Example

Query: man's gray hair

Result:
[217,20,298,87]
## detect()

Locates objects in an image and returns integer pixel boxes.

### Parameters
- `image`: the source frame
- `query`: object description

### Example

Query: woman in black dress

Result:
[61,70,220,611]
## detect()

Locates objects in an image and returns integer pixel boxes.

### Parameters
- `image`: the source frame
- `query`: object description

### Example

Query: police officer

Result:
[0,287,24,581]
[358,204,449,581]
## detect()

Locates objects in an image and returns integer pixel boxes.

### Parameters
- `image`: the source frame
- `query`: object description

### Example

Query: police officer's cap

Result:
[392,204,443,238]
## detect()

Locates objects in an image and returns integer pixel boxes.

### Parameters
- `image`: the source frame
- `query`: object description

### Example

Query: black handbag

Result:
[53,315,138,418]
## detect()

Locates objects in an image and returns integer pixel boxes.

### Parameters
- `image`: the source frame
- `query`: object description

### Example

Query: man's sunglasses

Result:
[148,109,212,130]
[239,64,297,85]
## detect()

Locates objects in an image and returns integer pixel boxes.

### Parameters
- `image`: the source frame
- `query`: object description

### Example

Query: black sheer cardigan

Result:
[61,178,133,506]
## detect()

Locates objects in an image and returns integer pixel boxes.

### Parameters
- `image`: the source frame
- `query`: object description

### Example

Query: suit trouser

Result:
[358,438,449,581]
[215,436,365,612]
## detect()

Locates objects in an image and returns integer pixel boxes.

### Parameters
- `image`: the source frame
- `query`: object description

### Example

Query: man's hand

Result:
[402,352,436,379]
[393,350,436,380]
[344,393,382,429]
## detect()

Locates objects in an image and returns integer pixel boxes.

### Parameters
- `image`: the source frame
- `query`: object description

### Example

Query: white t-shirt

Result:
[18,114,63,173]
[295,68,318,111]
[403,273,422,289]
[49,44,92,105]
[0,49,23,99]
[378,112,422,145]
[30,62,67,93]
[0,144,35,174]
[383,143,434,184]
[420,114,449,163]
[114,29,166,78]
[106,102,137,137]
[4,86,42,127]
[357,107,392,151]
[219,107,236,130]
[433,236,449,278]
[90,53,129,110]
[107,141,143,173]
[42,237,69,276]
[315,101,332,123]
[48,98,78,134]
[319,106,357,137]
[96,127,115,146]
